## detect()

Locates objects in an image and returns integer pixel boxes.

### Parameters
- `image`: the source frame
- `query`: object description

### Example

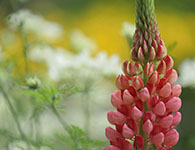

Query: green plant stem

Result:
[34,117,41,150]
[139,63,157,150]
[19,27,29,74]
[51,103,68,131]
[50,103,79,150]
[82,92,90,138]
[0,86,30,147]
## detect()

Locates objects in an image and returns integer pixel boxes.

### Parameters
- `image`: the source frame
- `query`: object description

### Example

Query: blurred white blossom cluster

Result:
[70,30,97,52]
[120,22,135,39]
[8,9,64,41]
[178,59,195,88]
[28,31,121,81]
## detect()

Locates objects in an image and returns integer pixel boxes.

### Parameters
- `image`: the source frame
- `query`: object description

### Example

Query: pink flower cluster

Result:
[102,55,182,150]
[131,28,167,62]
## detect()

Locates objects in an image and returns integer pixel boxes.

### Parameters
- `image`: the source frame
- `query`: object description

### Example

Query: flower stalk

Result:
[102,0,182,150]
[0,86,30,148]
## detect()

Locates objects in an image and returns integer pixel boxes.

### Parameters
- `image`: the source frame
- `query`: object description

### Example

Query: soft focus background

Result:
[0,0,195,149]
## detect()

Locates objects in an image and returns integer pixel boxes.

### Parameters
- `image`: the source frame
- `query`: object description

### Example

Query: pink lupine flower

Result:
[151,132,164,146]
[123,89,134,105]
[102,0,182,149]
[164,129,179,146]
[122,125,135,139]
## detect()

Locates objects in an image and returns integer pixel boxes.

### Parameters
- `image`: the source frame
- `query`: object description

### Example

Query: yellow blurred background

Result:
[1,0,195,74]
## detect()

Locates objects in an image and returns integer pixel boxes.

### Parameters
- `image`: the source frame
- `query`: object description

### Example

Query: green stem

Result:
[51,103,68,131]
[34,117,41,150]
[50,103,79,150]
[0,86,30,147]
[139,63,148,150]
[19,26,29,74]
[82,92,90,138]
[139,63,157,150]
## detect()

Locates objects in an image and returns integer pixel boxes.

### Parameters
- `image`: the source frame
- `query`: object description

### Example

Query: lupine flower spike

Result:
[102,0,182,149]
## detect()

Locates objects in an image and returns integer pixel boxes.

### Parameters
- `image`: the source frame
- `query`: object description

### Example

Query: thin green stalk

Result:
[51,103,68,131]
[50,103,79,150]
[0,86,30,147]
[82,91,90,138]
[34,117,41,150]
[139,63,157,150]
[20,28,29,74]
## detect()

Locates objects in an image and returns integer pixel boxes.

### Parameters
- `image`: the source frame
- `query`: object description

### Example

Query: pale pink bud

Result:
[163,55,174,71]
[159,39,164,46]
[115,75,129,90]
[155,32,160,43]
[140,34,144,45]
[111,91,123,109]
[131,106,143,120]
[166,97,181,112]
[157,60,166,74]
[156,44,167,59]
[134,136,144,149]
[142,119,153,134]
[164,129,179,146]
[151,132,164,146]
[153,101,166,116]
[148,71,159,85]
[152,39,158,50]
[131,47,137,60]
[138,47,145,61]
[127,61,137,75]
[159,115,173,128]
[123,90,134,105]
[122,125,134,139]
[132,75,144,90]
[172,84,182,97]
[139,87,150,102]
[143,40,148,55]
[172,112,182,126]
[108,146,121,150]
[107,111,127,125]
[150,64,154,73]
[144,31,148,40]
[149,46,156,60]
[164,69,178,85]
[144,62,150,76]
[101,148,108,150]
[122,60,128,75]
[159,82,172,98]
[105,127,121,143]
[148,36,152,47]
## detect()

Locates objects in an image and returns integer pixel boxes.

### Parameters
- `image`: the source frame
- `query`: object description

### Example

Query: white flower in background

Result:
[121,22,135,39]
[8,9,64,41]
[70,30,97,52]
[178,59,195,88]
[93,51,121,76]
[28,44,121,81]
